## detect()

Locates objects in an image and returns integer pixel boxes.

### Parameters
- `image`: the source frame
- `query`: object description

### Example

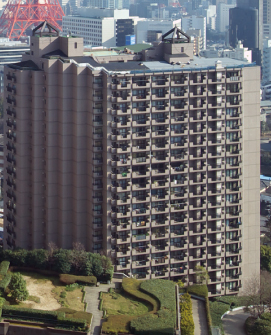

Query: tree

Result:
[261,245,271,272]
[52,249,72,274]
[9,273,29,301]
[243,270,271,317]
[194,265,209,284]
[70,242,87,274]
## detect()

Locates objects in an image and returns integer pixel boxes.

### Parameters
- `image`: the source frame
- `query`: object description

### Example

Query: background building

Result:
[181,15,206,49]
[4,24,260,296]
[216,2,235,33]
[229,0,262,65]
[136,19,181,44]
[62,8,138,47]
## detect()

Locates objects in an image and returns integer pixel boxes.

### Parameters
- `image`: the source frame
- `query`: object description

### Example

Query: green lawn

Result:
[102,289,150,316]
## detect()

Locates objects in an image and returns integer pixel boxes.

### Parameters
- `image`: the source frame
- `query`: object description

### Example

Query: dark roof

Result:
[100,61,149,71]
[72,56,100,67]
[43,49,67,57]
[114,44,152,53]
[8,60,40,71]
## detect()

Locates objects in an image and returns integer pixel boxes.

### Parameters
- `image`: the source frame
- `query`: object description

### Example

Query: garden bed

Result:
[6,271,85,312]
[102,278,176,335]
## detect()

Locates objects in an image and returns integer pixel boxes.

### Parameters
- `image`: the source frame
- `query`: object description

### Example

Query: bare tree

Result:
[243,270,271,317]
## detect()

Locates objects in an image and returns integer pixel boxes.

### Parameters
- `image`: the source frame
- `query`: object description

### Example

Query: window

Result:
[74,42,77,48]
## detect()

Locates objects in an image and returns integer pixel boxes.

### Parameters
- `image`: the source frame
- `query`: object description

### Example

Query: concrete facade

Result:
[3,26,260,296]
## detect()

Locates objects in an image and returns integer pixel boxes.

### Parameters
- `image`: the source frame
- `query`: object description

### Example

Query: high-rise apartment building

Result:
[4,24,260,296]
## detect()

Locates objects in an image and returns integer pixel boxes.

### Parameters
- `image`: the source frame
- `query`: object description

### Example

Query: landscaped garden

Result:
[101,278,176,335]
[0,246,114,332]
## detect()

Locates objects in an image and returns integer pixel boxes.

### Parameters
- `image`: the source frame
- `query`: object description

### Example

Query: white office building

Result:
[205,5,216,30]
[63,8,137,47]
[136,19,182,44]
[181,15,206,50]
[216,3,235,33]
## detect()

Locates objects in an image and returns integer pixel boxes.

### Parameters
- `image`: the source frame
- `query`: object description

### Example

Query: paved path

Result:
[192,299,209,335]
[84,283,115,335]
[222,310,250,335]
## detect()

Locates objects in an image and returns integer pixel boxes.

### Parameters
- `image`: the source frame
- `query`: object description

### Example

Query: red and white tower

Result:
[0,0,64,40]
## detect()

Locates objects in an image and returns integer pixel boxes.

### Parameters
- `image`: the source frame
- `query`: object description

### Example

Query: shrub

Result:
[253,318,271,335]
[60,291,67,299]
[8,273,29,302]
[0,262,10,276]
[28,295,41,303]
[52,250,72,274]
[0,273,12,292]
[65,283,80,292]
[180,293,194,335]
[25,250,47,269]
[59,274,97,286]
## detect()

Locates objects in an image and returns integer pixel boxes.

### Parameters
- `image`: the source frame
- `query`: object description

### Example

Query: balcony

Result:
[151,257,169,266]
[132,246,150,255]
[133,260,150,268]
[132,233,150,243]
[152,244,169,252]
[170,242,186,250]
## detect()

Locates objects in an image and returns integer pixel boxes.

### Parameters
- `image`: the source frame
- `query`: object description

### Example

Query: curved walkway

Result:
[192,299,209,335]
[222,309,250,335]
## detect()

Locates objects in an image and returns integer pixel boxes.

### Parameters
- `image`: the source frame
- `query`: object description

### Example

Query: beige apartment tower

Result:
[4,23,260,296]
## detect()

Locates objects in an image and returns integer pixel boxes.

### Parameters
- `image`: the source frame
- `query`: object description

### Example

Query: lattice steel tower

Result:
[0,0,64,39]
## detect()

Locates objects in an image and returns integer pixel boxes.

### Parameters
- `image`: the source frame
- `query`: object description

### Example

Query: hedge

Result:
[180,293,194,335]
[209,301,230,330]
[213,295,249,308]
[122,278,158,311]
[0,262,10,276]
[185,285,208,298]
[2,306,59,321]
[99,299,103,311]
[130,279,176,335]
[59,274,97,286]
[0,273,12,292]
[102,278,159,334]
[2,306,88,331]
[57,317,87,331]
[180,284,211,335]
[0,249,113,281]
